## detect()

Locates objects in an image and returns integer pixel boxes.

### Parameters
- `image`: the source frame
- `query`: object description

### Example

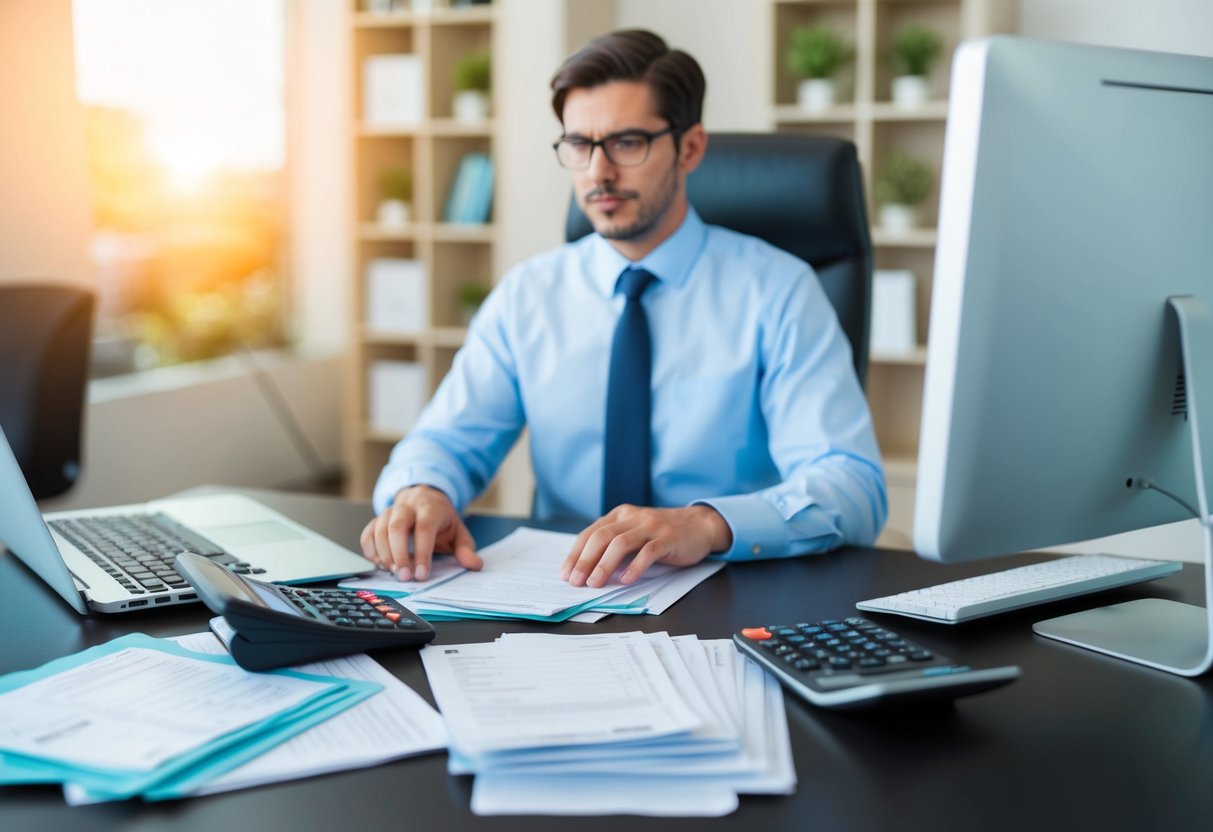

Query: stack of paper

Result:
[147,628,442,797]
[0,634,380,802]
[341,527,723,623]
[420,631,795,816]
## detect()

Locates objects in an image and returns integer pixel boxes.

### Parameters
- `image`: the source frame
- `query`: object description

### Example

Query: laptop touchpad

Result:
[202,520,306,547]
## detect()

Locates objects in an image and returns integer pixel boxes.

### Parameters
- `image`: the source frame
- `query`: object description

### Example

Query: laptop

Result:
[0,424,372,614]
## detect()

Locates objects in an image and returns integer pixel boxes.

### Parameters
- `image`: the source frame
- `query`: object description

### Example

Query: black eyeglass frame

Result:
[551,126,682,170]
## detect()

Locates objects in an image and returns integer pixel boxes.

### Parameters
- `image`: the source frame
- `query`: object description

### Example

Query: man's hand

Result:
[359,485,483,581]
[560,504,733,588]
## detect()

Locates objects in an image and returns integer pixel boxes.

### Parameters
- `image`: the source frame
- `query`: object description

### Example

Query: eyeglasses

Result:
[552,126,678,170]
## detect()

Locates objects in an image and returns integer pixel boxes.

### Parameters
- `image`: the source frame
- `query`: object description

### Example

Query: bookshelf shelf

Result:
[770,0,1015,542]
[347,0,499,503]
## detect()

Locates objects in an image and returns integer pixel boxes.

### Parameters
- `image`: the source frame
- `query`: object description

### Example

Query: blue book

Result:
[443,154,479,224]
[464,154,494,224]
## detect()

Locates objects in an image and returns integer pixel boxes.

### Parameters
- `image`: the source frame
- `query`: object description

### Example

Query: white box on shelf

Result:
[365,258,428,333]
[870,269,917,356]
[368,361,428,436]
[363,54,424,127]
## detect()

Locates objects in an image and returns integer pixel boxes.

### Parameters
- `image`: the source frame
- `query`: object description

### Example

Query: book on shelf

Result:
[363,53,424,128]
[365,258,428,333]
[442,152,494,224]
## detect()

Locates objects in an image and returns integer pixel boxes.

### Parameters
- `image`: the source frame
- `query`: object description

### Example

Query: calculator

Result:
[175,551,436,671]
[733,617,1019,709]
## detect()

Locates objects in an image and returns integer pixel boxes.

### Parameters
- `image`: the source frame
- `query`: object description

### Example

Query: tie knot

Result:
[618,268,656,302]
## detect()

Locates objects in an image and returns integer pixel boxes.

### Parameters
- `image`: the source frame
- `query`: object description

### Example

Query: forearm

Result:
[372,436,471,515]
[373,423,518,514]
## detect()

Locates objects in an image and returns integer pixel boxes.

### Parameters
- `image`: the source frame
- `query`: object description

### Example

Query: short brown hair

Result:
[550,30,706,129]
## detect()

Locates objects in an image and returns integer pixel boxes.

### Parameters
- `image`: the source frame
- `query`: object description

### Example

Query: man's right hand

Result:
[359,485,483,582]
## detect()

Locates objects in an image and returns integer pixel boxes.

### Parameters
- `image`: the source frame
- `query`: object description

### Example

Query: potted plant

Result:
[452,51,491,124]
[873,151,933,232]
[786,25,853,112]
[458,281,491,324]
[889,24,943,109]
[376,166,412,228]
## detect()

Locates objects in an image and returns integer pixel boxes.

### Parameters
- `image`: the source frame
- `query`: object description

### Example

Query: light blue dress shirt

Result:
[373,208,887,560]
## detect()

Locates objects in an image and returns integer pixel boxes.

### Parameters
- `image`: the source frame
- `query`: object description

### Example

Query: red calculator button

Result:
[741,627,773,640]
[385,612,401,623]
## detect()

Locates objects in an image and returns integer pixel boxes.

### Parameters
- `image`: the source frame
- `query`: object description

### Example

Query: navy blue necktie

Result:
[602,267,657,514]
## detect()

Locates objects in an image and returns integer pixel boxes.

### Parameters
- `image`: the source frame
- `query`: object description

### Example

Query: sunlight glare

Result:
[73,0,284,182]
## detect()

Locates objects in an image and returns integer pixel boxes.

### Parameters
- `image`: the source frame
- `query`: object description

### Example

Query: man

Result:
[360,29,886,588]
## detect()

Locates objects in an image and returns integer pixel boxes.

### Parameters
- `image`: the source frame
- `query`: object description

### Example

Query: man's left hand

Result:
[560,504,733,587]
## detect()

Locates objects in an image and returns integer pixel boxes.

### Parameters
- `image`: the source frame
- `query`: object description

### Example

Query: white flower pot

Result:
[797,78,836,112]
[892,75,931,109]
[453,90,490,124]
[879,203,918,233]
[376,199,411,228]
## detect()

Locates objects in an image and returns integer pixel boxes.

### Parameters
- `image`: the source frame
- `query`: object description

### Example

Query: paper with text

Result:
[420,631,700,757]
[0,647,329,773]
[174,632,446,795]
[409,528,649,617]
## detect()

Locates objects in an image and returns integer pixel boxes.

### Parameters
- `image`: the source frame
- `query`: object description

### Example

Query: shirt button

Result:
[751,544,762,556]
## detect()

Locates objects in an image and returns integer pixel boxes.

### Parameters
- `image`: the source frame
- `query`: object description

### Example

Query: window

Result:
[72,0,286,374]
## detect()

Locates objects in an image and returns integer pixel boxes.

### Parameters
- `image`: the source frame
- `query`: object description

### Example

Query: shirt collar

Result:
[586,206,707,297]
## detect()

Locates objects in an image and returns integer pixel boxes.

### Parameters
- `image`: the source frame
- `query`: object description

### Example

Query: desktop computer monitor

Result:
[912,36,1213,675]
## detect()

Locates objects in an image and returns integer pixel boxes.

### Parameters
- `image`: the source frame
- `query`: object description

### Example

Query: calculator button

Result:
[374,605,394,614]
[908,650,934,661]
[740,627,772,640]
[354,619,376,629]
[385,612,401,623]
[792,658,819,671]
[375,620,396,629]
[828,656,852,669]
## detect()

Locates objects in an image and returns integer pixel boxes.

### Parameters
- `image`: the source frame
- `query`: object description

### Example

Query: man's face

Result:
[561,81,685,247]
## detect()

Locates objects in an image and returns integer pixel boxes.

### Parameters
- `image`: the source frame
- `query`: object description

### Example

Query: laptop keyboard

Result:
[49,512,262,595]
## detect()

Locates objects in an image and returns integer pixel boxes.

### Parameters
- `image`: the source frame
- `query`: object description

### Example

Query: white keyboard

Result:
[856,554,1183,624]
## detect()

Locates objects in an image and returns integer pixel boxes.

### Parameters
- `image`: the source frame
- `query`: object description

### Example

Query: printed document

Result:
[406,527,721,620]
[420,631,701,757]
[178,631,446,795]
[431,632,796,816]
[0,646,331,774]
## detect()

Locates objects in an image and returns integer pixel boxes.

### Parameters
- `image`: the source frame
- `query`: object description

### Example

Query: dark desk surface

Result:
[3,488,1212,831]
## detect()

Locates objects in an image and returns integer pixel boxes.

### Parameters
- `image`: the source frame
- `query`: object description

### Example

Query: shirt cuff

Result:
[694,494,794,560]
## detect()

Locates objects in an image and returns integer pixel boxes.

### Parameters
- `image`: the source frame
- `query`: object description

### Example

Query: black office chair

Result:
[0,284,95,500]
[566,133,873,384]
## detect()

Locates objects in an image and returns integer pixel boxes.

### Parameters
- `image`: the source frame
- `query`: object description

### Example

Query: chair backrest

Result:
[565,133,873,384]
[0,284,95,500]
